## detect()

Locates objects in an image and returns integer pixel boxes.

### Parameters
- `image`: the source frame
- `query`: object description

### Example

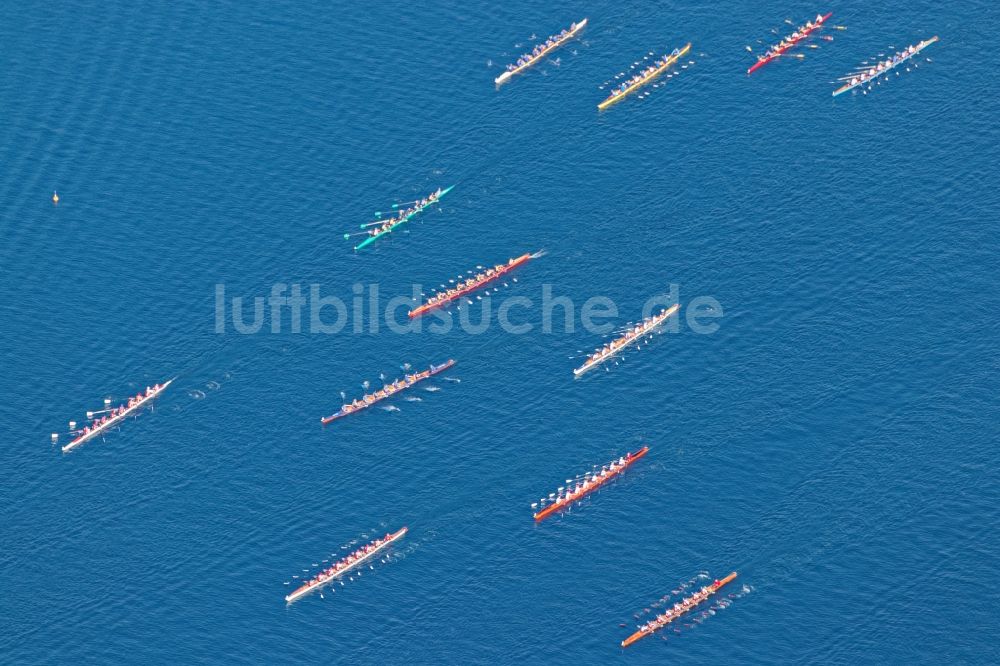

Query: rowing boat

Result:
[354,185,454,251]
[598,43,691,110]
[62,379,173,453]
[495,19,588,85]
[533,446,649,521]
[285,527,407,604]
[832,36,938,96]
[320,360,455,424]
[408,253,533,318]
[621,572,738,647]
[574,304,678,377]
[747,12,832,75]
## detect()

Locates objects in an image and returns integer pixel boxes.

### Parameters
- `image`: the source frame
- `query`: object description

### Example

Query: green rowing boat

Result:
[354,185,455,251]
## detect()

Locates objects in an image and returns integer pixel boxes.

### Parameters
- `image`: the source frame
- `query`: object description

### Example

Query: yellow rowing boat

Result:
[598,43,691,110]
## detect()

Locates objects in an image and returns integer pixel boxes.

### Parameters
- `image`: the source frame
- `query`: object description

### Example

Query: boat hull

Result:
[285,527,408,604]
[832,36,938,96]
[621,572,738,647]
[409,254,532,318]
[320,360,456,424]
[495,19,588,85]
[598,43,691,110]
[573,304,678,377]
[747,13,832,75]
[533,446,649,521]
[354,186,454,251]
[62,379,173,453]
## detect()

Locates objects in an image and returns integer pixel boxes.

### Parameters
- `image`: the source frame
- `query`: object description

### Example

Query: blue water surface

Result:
[2,0,998,663]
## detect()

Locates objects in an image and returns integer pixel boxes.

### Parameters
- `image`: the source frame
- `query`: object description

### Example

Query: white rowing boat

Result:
[574,305,678,377]
[833,36,938,96]
[495,19,587,85]
[62,379,173,453]
[285,527,408,603]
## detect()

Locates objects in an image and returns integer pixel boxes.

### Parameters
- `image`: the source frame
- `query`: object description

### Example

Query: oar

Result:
[344,231,371,240]
[374,206,416,217]
[391,199,420,209]
[360,219,392,229]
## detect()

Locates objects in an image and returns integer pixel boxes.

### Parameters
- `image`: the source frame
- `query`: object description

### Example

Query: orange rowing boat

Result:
[621,572,738,647]
[533,446,648,521]
[409,254,533,319]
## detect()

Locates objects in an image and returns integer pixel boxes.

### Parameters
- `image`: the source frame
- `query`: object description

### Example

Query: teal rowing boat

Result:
[354,185,455,251]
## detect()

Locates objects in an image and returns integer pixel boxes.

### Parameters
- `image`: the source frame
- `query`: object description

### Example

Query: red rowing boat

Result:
[320,360,455,424]
[621,572,738,647]
[409,253,533,318]
[533,446,649,521]
[747,12,832,75]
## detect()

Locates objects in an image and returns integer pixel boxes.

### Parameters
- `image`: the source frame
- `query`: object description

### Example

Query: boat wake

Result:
[655,583,751,640]
[633,574,705,619]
